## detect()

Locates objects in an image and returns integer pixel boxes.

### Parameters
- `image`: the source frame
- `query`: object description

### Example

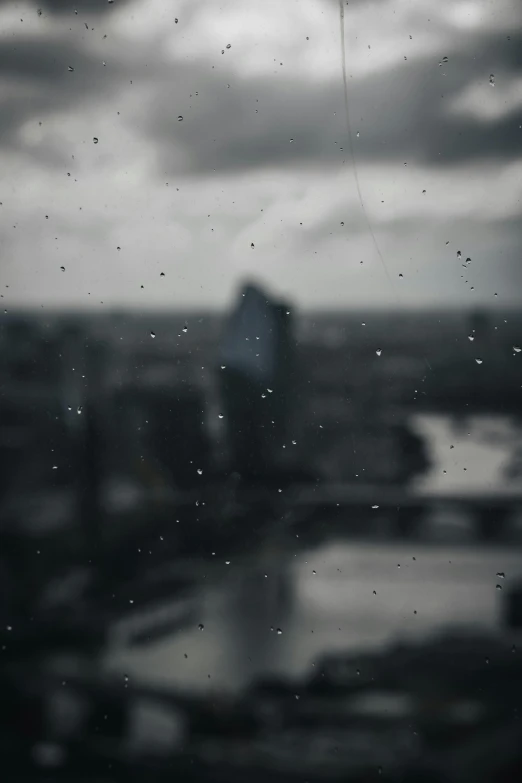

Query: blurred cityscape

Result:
[1,287,522,782]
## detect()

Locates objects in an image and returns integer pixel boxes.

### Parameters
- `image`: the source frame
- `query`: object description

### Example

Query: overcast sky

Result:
[1,0,521,311]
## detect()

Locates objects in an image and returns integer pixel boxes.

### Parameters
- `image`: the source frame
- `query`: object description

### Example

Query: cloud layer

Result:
[1,0,521,310]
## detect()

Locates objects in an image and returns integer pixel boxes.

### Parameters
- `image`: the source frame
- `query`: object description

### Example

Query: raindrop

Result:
[489,73,495,86]
[175,17,178,23]
[226,43,231,49]
[475,358,483,365]
[218,413,224,419]
[496,584,502,590]
[68,66,75,72]
[276,628,283,635]
[93,137,99,144]
[198,623,204,631]
[371,504,379,509]
[496,572,505,579]
[457,250,462,259]
[442,56,448,63]
[356,131,360,137]
[124,674,129,685]
[197,468,203,475]
[398,273,403,279]
[468,334,475,341]
[251,242,254,248]
[267,388,273,393]
[514,346,521,353]
[177,115,183,122]
[150,331,156,339]
[375,349,382,356]
[182,324,188,333]
[312,570,316,575]
[225,560,231,565]
[60,266,65,272]
[77,406,82,415]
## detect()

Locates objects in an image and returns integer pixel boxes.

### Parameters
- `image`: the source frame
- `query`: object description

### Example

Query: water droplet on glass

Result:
[475,358,483,365]
[496,584,502,590]
[225,560,231,565]
[182,324,188,333]
[226,43,231,49]
[60,266,65,272]
[218,413,224,419]
[468,334,475,341]
[372,504,379,509]
[442,56,448,63]
[457,250,462,259]
[489,73,495,86]
[198,623,204,631]
[77,406,82,415]
[150,331,156,339]
[375,349,382,356]
[276,628,283,635]
[197,468,203,475]
[513,346,521,353]
[177,115,183,121]
[496,572,505,579]
[68,66,74,72]
[93,137,98,144]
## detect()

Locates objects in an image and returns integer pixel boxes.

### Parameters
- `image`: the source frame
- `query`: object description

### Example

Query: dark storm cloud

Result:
[0,0,131,13]
[0,37,122,160]
[0,0,131,153]
[0,3,519,178]
[136,28,522,177]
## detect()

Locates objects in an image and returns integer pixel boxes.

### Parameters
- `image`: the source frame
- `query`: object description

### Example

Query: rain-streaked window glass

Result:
[1,1,521,781]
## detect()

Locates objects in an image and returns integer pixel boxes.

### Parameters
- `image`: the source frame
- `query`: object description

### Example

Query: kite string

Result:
[338,0,396,297]
[339,2,432,375]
